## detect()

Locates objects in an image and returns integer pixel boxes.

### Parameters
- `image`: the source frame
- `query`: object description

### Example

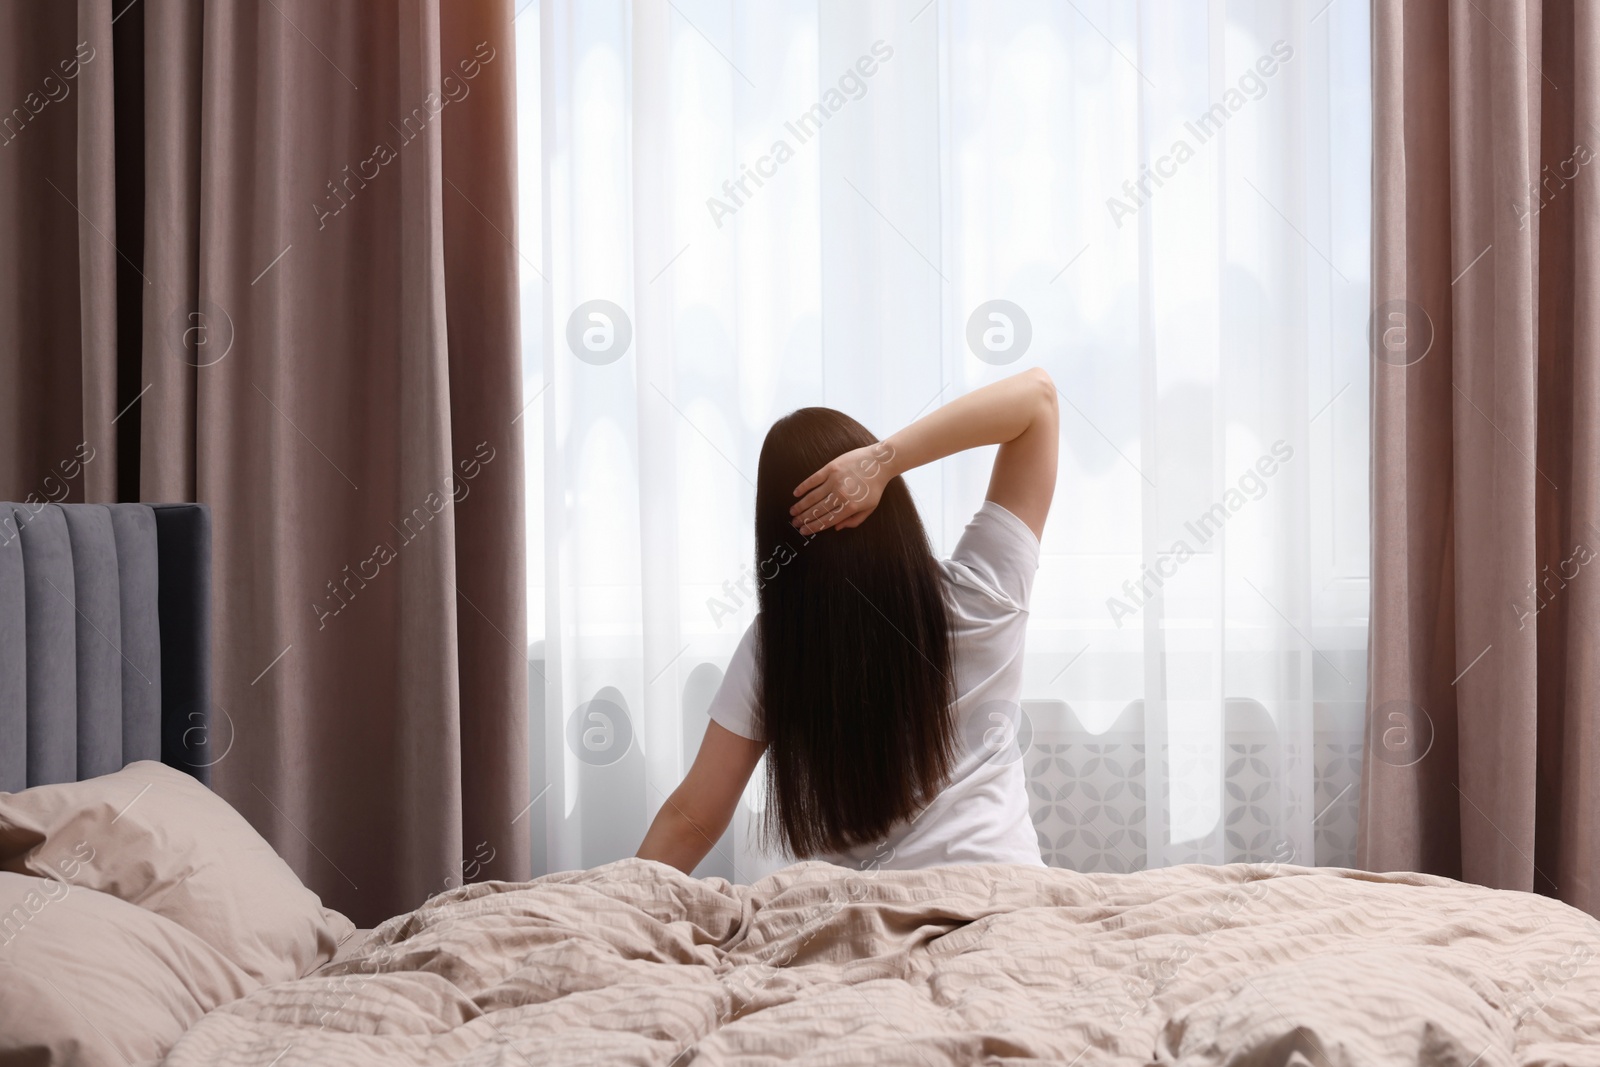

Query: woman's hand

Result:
[790,442,897,534]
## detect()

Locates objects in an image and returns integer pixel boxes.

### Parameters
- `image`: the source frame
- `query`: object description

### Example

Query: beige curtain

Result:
[0,0,529,926]
[1363,0,1600,915]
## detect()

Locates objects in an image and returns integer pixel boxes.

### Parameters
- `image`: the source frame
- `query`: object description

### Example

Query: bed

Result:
[160,857,1600,1066]
[3,502,1598,1066]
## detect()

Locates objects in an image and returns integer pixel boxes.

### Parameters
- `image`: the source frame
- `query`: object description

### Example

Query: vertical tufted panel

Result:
[0,512,25,791]
[60,506,126,778]
[0,502,205,789]
[16,505,77,786]
[107,505,162,764]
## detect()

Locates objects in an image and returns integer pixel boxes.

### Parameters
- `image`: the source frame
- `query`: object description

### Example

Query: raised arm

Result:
[791,367,1059,539]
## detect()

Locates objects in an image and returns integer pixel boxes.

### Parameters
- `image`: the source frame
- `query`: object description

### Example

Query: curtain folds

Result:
[1362,0,1600,915]
[0,0,529,926]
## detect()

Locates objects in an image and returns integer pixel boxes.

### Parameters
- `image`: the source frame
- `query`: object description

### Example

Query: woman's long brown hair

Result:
[753,407,957,858]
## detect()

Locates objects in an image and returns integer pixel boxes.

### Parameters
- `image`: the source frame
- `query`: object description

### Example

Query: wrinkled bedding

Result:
[162,859,1600,1066]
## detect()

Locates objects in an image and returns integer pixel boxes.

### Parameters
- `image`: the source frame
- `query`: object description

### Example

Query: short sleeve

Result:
[706,619,762,741]
[949,500,1041,609]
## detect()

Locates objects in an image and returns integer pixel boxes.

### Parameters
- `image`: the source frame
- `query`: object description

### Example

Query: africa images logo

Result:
[966,301,1032,365]
[566,300,633,365]
[705,41,894,228]
[1104,41,1293,227]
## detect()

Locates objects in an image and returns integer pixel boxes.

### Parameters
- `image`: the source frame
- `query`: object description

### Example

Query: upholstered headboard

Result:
[0,503,214,792]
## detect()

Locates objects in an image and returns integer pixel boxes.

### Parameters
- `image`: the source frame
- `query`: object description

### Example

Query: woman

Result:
[637,367,1058,872]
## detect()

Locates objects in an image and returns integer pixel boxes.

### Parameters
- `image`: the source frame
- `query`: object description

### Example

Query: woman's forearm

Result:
[790,366,1057,537]
[881,367,1055,479]
[636,797,718,874]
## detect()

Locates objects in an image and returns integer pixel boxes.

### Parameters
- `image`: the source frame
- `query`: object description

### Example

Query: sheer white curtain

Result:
[515,0,1371,880]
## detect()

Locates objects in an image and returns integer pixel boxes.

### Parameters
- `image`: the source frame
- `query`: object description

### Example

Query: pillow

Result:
[0,760,354,985]
[0,872,254,1067]
[1153,947,1515,1067]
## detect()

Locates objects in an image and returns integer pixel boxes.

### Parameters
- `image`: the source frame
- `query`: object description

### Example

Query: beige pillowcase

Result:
[0,760,354,985]
[0,872,255,1067]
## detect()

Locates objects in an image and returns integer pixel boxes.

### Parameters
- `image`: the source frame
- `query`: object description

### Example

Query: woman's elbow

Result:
[1025,367,1058,421]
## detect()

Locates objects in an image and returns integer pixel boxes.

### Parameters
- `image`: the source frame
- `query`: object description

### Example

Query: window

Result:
[516,0,1371,878]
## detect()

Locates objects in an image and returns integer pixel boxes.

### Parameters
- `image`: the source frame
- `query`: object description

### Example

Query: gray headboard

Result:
[0,502,214,792]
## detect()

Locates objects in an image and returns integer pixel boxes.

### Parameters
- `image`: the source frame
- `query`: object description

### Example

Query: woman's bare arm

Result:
[791,367,1059,539]
[636,721,765,873]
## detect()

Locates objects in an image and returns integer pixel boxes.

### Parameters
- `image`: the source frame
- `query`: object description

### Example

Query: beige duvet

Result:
[162,859,1600,1066]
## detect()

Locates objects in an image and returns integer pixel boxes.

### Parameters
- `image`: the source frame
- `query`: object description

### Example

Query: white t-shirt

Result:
[708,500,1045,870]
